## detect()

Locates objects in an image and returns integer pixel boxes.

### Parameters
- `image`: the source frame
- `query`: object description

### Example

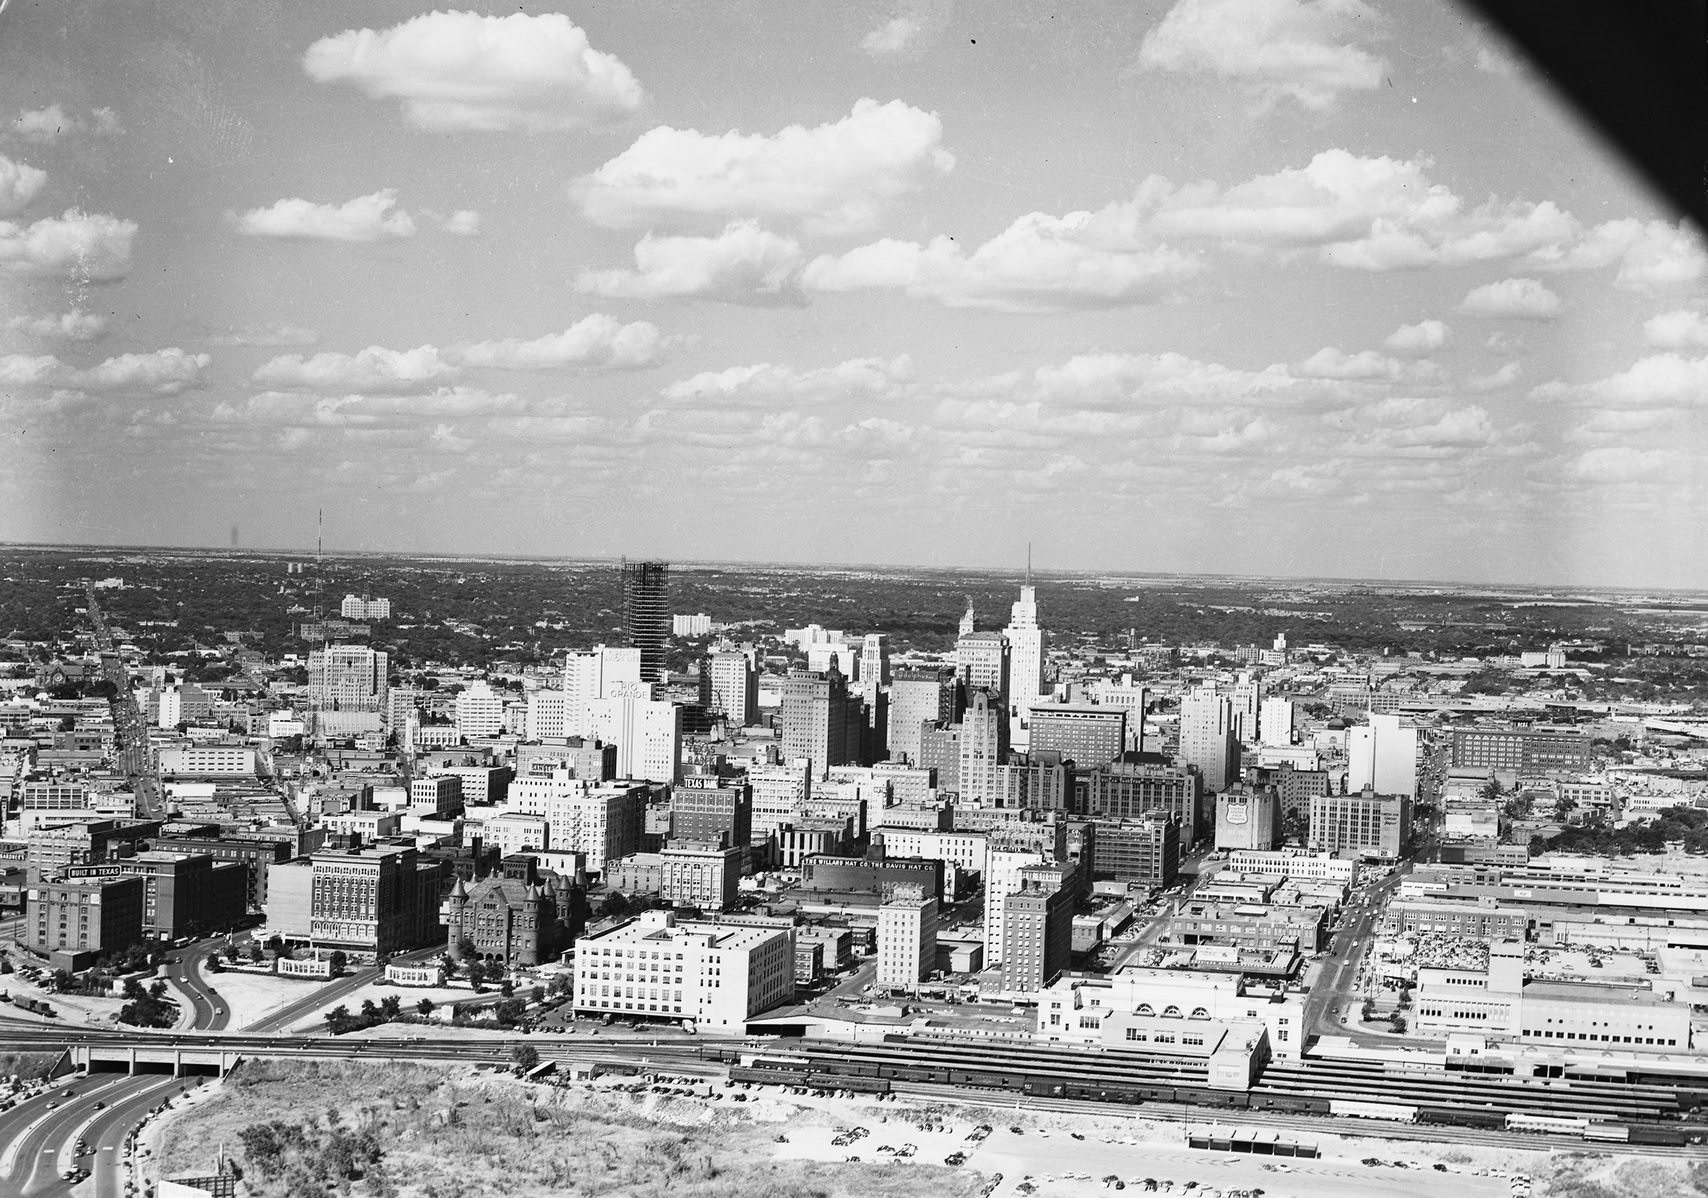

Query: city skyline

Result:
[2,2,1705,588]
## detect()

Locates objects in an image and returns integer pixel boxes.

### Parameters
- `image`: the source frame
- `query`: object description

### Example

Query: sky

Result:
[0,1,1704,588]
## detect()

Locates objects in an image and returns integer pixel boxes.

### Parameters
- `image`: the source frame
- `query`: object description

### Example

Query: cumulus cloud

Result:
[1456,277,1561,320]
[7,104,121,144]
[1294,346,1434,382]
[234,190,417,241]
[0,154,47,216]
[574,98,954,235]
[1564,353,1708,411]
[0,347,209,396]
[1025,351,1303,408]
[0,209,135,280]
[1466,361,1523,392]
[1644,310,1708,350]
[253,345,457,392]
[3,309,106,342]
[575,222,805,302]
[303,11,642,132]
[451,314,673,370]
[1530,217,1707,288]
[802,205,1202,312]
[1136,0,1386,110]
[661,356,911,405]
[1383,319,1448,354]
[862,15,925,58]
[1567,446,1678,484]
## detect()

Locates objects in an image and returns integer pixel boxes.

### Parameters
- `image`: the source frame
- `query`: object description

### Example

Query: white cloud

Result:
[1295,346,1432,382]
[802,205,1202,312]
[1025,351,1303,408]
[1136,0,1386,110]
[253,345,457,392]
[3,309,106,342]
[1530,218,1707,288]
[0,209,136,280]
[208,323,319,348]
[575,222,805,302]
[452,314,673,370]
[1467,361,1523,392]
[1456,277,1561,320]
[1473,42,1521,78]
[1383,319,1448,354]
[0,347,209,396]
[1567,446,1679,484]
[1569,353,1708,410]
[574,98,954,235]
[7,104,121,144]
[433,209,481,236]
[75,349,211,395]
[303,11,642,132]
[0,154,47,216]
[661,356,911,405]
[221,386,529,426]
[234,190,417,241]
[1644,310,1708,350]
[862,16,924,58]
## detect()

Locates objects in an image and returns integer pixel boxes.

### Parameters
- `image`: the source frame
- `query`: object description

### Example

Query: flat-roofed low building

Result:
[1036,967,1306,1062]
[571,909,795,1029]
[1222,850,1356,884]
[1160,897,1327,954]
[1387,897,1530,940]
[117,850,247,939]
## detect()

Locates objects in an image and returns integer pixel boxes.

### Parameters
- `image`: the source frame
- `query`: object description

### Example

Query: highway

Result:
[160,947,228,1033]
[0,1072,188,1198]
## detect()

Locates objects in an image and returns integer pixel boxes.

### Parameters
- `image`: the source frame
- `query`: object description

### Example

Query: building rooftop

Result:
[1522,978,1672,1007]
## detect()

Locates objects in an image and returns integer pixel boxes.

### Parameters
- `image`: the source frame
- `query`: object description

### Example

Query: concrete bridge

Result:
[73,1043,241,1077]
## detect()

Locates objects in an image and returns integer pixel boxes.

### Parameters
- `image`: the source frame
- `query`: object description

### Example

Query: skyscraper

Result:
[887,668,957,765]
[621,560,670,683]
[1004,568,1045,717]
[1347,713,1419,798]
[957,688,1009,804]
[1178,681,1238,793]
[780,665,857,776]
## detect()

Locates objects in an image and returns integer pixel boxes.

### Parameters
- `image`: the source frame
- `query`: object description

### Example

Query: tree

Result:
[1360,997,1376,1021]
[328,950,348,976]
[499,978,515,998]
[325,1004,352,1035]
[249,942,264,963]
[379,994,401,1020]
[511,1043,540,1074]
[466,959,488,988]
[493,998,526,1027]
[454,936,477,962]
[415,998,436,1017]
[1388,1012,1408,1034]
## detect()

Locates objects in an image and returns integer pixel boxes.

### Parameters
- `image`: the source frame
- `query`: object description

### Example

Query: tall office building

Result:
[706,647,758,727]
[621,560,670,683]
[307,645,388,712]
[454,680,505,739]
[877,890,938,988]
[1229,672,1261,745]
[1309,788,1412,859]
[1259,696,1295,747]
[780,666,859,776]
[563,645,645,737]
[1000,863,1075,992]
[957,688,1009,804]
[1178,682,1238,793]
[1347,713,1419,799]
[1028,703,1127,767]
[583,694,682,784]
[857,633,891,763]
[888,668,957,765]
[671,776,753,850]
[955,631,1010,710]
[1004,573,1045,733]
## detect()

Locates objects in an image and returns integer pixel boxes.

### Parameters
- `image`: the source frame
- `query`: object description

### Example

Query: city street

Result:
[0,1072,187,1198]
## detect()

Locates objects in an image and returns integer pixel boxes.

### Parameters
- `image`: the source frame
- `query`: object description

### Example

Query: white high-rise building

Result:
[1259,696,1295,747]
[526,689,569,741]
[584,694,682,783]
[564,645,646,737]
[877,892,938,987]
[958,689,1008,804]
[983,846,1049,968]
[1178,681,1237,793]
[340,595,391,620]
[1005,577,1045,748]
[707,648,758,727]
[454,680,506,739]
[1229,673,1261,745]
[1347,713,1418,799]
